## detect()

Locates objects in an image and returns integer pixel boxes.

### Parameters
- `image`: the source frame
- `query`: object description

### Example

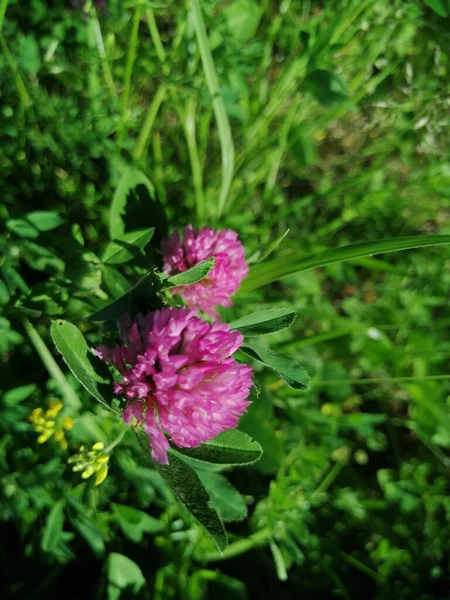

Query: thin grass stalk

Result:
[190,0,235,220]
[117,1,142,146]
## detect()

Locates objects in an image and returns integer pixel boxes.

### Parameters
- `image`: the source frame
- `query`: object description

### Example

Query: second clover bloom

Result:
[162,225,248,316]
[94,308,253,465]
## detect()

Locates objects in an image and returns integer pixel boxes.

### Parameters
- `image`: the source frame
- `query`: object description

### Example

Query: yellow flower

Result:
[68,442,110,486]
[28,399,73,450]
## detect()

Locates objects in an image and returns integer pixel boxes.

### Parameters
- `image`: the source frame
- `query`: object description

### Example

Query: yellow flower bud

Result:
[92,442,105,451]
[95,465,108,486]
[82,465,95,479]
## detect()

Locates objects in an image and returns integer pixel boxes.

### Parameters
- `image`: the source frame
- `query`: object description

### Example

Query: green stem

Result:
[0,0,9,33]
[182,95,206,222]
[316,374,450,386]
[103,427,127,454]
[90,9,118,104]
[117,1,142,146]
[312,458,346,498]
[145,6,168,74]
[340,551,386,585]
[133,85,166,161]
[152,131,167,203]
[202,527,272,562]
[23,319,81,409]
[190,0,235,220]
[0,33,31,107]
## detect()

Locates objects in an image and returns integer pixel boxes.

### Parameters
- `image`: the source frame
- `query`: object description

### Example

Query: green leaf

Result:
[424,0,448,17]
[26,211,64,231]
[109,169,167,249]
[196,471,247,522]
[304,69,349,107]
[112,503,163,542]
[165,258,215,288]
[109,169,155,239]
[2,384,36,405]
[239,389,282,474]
[19,281,68,316]
[229,308,296,337]
[89,272,160,322]
[18,35,41,74]
[174,430,263,468]
[0,279,10,305]
[241,342,310,390]
[101,265,131,299]
[102,228,155,265]
[240,235,450,292]
[50,320,117,413]
[191,0,235,219]
[71,515,105,557]
[223,0,261,43]
[6,218,39,239]
[107,553,146,600]
[41,500,65,553]
[136,430,227,551]
[249,229,290,264]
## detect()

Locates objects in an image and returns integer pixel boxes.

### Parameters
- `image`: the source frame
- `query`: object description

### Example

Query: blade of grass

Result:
[190,0,235,219]
[23,319,81,410]
[133,85,166,162]
[145,6,169,75]
[240,235,450,292]
[180,95,206,222]
[117,1,142,146]
[89,7,119,104]
[0,0,9,33]
[0,33,31,107]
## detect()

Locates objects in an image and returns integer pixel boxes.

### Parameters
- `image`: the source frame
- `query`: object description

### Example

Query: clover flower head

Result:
[94,307,253,464]
[162,225,248,316]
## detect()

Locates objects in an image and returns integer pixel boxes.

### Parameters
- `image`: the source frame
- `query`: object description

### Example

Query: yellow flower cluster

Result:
[67,442,109,486]
[28,399,74,450]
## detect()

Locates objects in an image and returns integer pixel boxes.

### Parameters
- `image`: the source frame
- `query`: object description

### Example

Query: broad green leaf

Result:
[165,258,215,288]
[109,169,167,248]
[196,471,247,522]
[229,308,296,337]
[174,430,263,468]
[102,228,155,265]
[239,389,282,474]
[424,0,448,17]
[50,320,117,413]
[112,503,163,542]
[0,279,10,305]
[101,265,131,299]
[19,281,68,316]
[71,515,105,557]
[240,235,450,292]
[2,384,36,405]
[241,342,310,390]
[107,553,146,600]
[41,500,65,553]
[304,69,349,107]
[223,0,260,43]
[26,211,64,231]
[109,169,155,239]
[6,211,63,239]
[136,430,227,551]
[89,272,161,322]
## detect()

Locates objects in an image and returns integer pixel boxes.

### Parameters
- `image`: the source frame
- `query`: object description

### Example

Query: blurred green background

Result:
[1,0,450,598]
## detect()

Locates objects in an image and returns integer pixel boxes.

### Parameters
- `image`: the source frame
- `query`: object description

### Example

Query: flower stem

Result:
[117,1,142,147]
[23,319,81,409]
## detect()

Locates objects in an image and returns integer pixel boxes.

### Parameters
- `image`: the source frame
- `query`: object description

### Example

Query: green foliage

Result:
[1,0,450,598]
